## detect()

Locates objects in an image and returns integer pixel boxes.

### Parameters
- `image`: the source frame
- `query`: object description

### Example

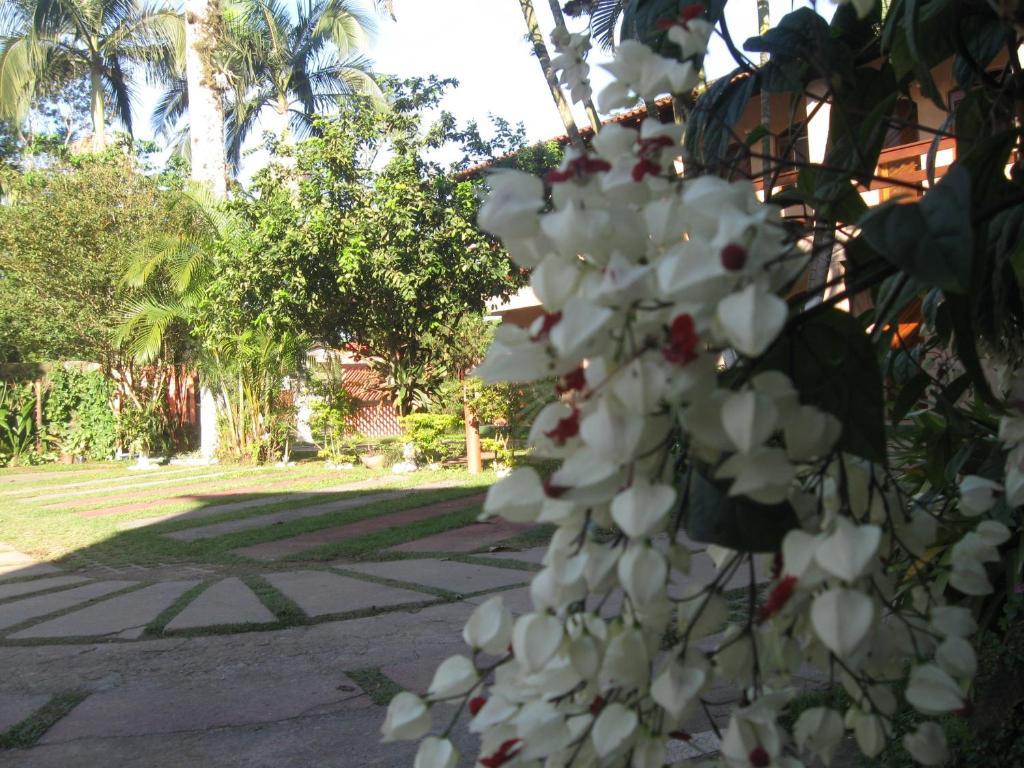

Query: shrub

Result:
[400,413,462,464]
[45,368,116,461]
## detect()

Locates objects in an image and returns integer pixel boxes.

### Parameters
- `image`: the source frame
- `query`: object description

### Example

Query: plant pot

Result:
[359,454,385,470]
[60,452,74,465]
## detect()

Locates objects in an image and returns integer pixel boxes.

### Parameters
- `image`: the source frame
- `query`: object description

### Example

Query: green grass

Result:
[346,668,405,705]
[0,692,87,749]
[241,574,308,625]
[0,464,495,569]
[145,581,212,634]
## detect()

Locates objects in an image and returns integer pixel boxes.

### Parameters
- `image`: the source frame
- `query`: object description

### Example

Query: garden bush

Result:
[45,368,115,461]
[400,413,462,464]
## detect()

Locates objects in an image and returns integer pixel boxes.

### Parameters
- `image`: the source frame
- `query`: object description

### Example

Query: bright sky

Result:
[136,0,838,170]
[368,0,838,145]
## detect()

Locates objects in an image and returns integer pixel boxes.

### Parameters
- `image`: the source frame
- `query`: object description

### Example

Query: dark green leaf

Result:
[858,165,972,293]
[684,471,799,553]
[753,307,887,463]
[945,293,998,405]
[684,67,759,168]
[891,371,930,424]
[953,12,1008,89]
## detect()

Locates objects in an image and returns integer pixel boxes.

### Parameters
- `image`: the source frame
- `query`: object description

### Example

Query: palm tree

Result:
[518,0,582,149]
[158,0,379,169]
[0,0,183,151]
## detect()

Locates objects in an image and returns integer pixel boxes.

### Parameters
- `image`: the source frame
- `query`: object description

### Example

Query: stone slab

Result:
[0,575,87,601]
[0,562,62,581]
[479,547,548,564]
[0,550,35,567]
[388,519,534,553]
[466,585,535,615]
[164,491,410,543]
[339,559,527,595]
[144,477,386,523]
[0,692,50,733]
[263,571,433,617]
[10,580,198,639]
[231,493,486,561]
[0,581,136,631]
[38,672,370,743]
[165,578,276,631]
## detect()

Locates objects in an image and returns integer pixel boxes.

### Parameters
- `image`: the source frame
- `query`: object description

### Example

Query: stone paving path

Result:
[389,518,534,553]
[0,469,793,766]
[232,493,486,561]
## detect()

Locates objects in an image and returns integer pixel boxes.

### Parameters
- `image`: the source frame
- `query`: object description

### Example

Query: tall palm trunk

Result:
[756,0,771,163]
[518,0,583,151]
[546,0,600,134]
[89,62,106,151]
[184,0,228,197]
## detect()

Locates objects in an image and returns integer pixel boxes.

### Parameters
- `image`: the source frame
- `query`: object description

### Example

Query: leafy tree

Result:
[219,77,530,412]
[0,0,183,151]
[0,149,191,364]
[156,0,380,170]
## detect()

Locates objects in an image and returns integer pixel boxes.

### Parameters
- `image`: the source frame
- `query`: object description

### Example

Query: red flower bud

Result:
[544,408,580,445]
[757,575,798,624]
[662,313,700,365]
[530,310,562,342]
[720,243,748,271]
[469,696,486,716]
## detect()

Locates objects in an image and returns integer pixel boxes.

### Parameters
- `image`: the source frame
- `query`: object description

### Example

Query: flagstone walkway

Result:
[0,465,784,766]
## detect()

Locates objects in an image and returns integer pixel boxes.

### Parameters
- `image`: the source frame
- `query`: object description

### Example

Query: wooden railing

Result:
[755,137,958,204]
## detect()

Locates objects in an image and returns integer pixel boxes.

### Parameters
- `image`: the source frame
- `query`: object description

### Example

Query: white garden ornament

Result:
[380,10,1011,766]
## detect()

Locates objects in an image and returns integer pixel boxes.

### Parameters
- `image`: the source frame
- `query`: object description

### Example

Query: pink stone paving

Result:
[388,519,536,554]
[231,493,486,561]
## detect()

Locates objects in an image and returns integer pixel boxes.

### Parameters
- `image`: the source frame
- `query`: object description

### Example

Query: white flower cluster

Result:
[550,28,595,106]
[383,13,988,767]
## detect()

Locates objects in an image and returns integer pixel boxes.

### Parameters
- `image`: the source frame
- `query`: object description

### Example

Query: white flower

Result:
[949,558,993,596]
[478,170,544,240]
[381,692,430,742]
[618,544,668,606]
[903,722,949,765]
[959,475,1002,515]
[414,737,458,768]
[591,703,638,758]
[930,605,977,637]
[784,405,842,461]
[935,635,977,679]
[610,479,675,539]
[716,283,788,357]
[849,710,887,757]
[427,655,478,699]
[463,596,513,655]
[721,390,779,453]
[976,519,1011,546]
[716,447,795,504]
[472,323,552,383]
[512,613,564,673]
[814,518,882,583]
[599,626,650,692]
[482,468,544,523]
[906,664,964,715]
[651,654,708,720]
[811,587,875,658]
[667,18,713,58]
[794,706,845,765]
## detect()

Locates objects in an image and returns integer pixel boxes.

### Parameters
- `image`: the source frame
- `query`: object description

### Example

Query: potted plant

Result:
[57,426,88,464]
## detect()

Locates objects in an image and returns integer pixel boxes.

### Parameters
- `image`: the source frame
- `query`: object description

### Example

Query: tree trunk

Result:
[756,0,771,166]
[518,0,584,150]
[546,0,601,134]
[89,64,105,152]
[184,0,228,198]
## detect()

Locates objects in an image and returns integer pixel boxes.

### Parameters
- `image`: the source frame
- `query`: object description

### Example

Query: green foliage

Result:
[0,152,191,364]
[117,398,167,456]
[44,368,116,461]
[307,358,358,462]
[0,381,37,465]
[401,413,462,464]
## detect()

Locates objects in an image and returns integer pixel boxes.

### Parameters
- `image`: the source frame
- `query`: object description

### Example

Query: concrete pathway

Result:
[339,559,527,595]
[388,518,534,553]
[165,579,275,631]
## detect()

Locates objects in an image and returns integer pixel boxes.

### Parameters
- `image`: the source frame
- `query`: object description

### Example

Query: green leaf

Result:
[753,307,887,463]
[945,293,998,405]
[684,66,759,168]
[891,371,930,424]
[953,12,1008,89]
[684,470,799,553]
[858,165,972,293]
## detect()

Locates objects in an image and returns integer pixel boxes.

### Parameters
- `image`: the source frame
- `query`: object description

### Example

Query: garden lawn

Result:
[0,463,494,569]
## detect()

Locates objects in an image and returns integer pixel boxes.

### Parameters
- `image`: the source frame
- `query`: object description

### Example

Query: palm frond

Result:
[150,73,186,136]
[589,0,625,50]
[101,54,134,132]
